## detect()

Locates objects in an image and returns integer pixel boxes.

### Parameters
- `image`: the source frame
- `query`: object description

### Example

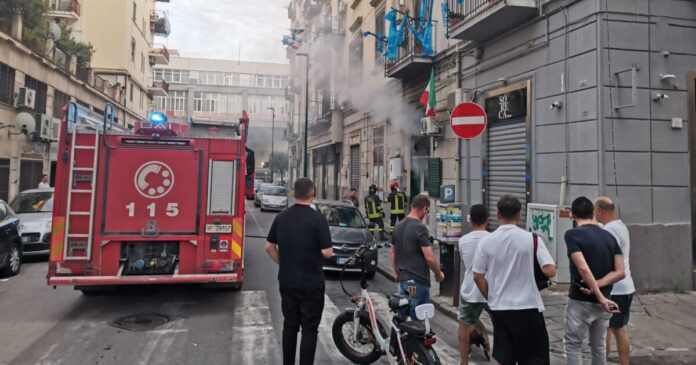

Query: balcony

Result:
[148,78,169,97]
[150,12,171,37]
[385,22,437,79]
[447,0,539,42]
[306,0,322,18]
[149,45,170,65]
[48,0,80,22]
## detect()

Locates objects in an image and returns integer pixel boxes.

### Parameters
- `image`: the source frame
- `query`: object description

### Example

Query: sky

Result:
[156,0,290,64]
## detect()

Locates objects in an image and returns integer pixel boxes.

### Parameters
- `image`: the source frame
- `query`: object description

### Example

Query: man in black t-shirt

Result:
[563,197,625,365]
[265,178,333,365]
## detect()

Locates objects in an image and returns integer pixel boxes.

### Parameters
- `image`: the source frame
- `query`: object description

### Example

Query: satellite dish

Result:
[16,112,36,132]
[48,22,62,40]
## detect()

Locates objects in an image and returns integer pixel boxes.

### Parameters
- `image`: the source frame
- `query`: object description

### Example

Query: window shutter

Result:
[427,158,441,197]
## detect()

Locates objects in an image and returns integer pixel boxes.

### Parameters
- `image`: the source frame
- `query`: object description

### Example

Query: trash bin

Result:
[438,241,456,297]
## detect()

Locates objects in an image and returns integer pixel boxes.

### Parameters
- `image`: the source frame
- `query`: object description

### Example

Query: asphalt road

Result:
[0,200,467,365]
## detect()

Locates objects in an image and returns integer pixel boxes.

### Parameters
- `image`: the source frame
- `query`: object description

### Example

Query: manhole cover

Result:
[111,313,170,331]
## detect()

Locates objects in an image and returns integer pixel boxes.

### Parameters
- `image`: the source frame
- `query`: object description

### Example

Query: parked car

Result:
[0,199,22,277]
[10,189,53,257]
[254,183,273,208]
[259,185,288,212]
[315,200,377,279]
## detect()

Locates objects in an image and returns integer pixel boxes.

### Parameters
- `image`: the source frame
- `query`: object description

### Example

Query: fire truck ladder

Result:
[63,116,102,261]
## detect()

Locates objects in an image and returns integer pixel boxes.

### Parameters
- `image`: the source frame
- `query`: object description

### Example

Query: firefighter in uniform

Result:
[387,181,407,232]
[364,184,387,241]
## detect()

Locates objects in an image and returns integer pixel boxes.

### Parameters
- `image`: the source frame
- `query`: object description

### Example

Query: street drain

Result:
[111,313,170,331]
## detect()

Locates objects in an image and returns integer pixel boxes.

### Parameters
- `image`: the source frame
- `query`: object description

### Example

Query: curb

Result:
[375,265,459,322]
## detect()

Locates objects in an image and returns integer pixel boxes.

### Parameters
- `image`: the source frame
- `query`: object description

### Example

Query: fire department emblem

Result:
[134,161,175,198]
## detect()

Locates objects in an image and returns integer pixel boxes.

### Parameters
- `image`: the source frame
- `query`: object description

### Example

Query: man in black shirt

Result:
[563,197,624,365]
[265,178,333,365]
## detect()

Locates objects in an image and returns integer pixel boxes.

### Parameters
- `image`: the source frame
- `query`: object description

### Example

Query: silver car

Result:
[10,189,54,257]
[260,185,288,212]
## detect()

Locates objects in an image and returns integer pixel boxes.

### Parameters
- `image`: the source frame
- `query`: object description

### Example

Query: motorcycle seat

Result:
[398,320,427,336]
[387,293,410,311]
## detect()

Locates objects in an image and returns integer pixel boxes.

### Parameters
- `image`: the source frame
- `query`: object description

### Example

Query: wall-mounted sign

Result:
[440,184,455,204]
[485,88,528,122]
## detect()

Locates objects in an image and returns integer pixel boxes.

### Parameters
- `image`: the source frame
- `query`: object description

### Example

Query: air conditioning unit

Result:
[50,119,61,141]
[420,117,441,136]
[38,114,52,140]
[17,87,36,110]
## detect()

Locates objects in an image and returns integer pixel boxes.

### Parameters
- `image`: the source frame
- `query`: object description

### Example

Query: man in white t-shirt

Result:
[38,174,50,189]
[595,196,635,365]
[473,195,556,365]
[457,204,490,365]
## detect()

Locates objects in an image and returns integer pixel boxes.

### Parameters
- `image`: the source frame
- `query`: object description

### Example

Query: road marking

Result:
[231,291,281,364]
[246,200,266,237]
[320,294,358,363]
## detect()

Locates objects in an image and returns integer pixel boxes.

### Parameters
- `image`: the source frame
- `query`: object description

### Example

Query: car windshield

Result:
[316,204,366,228]
[10,192,54,213]
[262,186,286,196]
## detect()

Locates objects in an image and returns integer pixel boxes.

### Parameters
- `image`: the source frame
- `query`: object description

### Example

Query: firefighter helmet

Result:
[368,184,377,194]
[390,180,399,191]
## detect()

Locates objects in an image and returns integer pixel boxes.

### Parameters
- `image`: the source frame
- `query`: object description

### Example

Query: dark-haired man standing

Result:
[473,195,556,365]
[390,194,444,319]
[564,196,624,365]
[265,178,333,365]
[458,204,490,365]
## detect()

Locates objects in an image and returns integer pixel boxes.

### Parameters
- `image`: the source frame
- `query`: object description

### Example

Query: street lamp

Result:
[296,52,309,177]
[267,107,275,183]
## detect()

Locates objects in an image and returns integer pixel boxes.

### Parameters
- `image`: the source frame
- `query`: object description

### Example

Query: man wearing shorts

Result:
[596,197,635,365]
[457,204,490,365]
[473,195,557,365]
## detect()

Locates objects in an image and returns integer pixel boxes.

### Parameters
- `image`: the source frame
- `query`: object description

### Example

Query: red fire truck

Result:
[48,103,249,292]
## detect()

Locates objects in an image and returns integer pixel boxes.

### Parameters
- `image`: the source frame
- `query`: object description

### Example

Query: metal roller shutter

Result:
[486,117,528,229]
[350,145,360,190]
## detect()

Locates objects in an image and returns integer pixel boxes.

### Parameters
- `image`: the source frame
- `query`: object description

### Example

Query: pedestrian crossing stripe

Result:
[230,290,466,365]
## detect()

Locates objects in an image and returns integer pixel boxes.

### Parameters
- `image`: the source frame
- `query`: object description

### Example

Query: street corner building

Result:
[285,0,696,293]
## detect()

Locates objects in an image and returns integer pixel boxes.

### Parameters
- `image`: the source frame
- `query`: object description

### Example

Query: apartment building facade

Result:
[152,54,290,174]
[289,0,696,291]
[0,0,169,202]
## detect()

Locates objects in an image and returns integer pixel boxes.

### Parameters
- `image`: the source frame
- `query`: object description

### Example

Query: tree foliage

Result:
[56,26,94,68]
[268,152,289,174]
[0,0,50,45]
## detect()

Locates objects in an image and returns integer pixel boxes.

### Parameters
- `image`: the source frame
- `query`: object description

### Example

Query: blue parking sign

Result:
[440,185,455,203]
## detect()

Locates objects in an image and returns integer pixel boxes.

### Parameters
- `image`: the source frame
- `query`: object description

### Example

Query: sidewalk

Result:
[376,245,696,364]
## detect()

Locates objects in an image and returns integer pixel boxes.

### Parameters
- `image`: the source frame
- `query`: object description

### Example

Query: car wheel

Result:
[0,243,21,277]
[365,271,376,280]
[260,207,266,212]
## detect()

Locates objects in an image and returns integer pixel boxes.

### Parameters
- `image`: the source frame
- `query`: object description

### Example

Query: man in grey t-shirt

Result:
[390,194,444,318]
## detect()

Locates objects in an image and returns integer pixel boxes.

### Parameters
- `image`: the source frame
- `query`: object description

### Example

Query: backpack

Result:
[532,233,551,291]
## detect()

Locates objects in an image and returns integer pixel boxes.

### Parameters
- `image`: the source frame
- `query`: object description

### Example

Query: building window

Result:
[193,92,220,112]
[348,36,363,88]
[130,83,134,102]
[53,89,71,118]
[131,38,136,62]
[24,76,47,114]
[132,2,137,22]
[140,91,144,108]
[155,95,167,111]
[227,94,243,114]
[0,62,15,106]
[141,53,145,72]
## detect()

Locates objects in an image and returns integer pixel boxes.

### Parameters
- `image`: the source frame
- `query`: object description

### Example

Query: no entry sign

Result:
[450,102,487,140]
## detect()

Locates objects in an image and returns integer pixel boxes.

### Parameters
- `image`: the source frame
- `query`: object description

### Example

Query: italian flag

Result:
[419,68,436,117]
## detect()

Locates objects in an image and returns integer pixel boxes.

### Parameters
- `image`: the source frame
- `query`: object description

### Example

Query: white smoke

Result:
[297,33,422,138]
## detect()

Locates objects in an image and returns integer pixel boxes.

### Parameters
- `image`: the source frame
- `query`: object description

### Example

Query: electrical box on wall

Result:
[525,204,575,284]
[389,155,401,180]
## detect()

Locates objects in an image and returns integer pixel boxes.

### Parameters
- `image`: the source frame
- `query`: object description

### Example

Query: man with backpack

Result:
[473,195,556,365]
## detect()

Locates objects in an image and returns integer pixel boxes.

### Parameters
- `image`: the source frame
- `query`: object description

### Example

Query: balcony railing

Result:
[148,78,170,97]
[385,21,437,79]
[149,45,170,65]
[48,0,81,20]
[447,0,538,42]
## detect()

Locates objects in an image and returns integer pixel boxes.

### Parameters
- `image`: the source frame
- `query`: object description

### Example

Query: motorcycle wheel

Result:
[332,312,383,364]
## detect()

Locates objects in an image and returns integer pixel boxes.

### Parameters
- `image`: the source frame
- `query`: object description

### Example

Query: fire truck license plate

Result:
[206,224,232,233]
